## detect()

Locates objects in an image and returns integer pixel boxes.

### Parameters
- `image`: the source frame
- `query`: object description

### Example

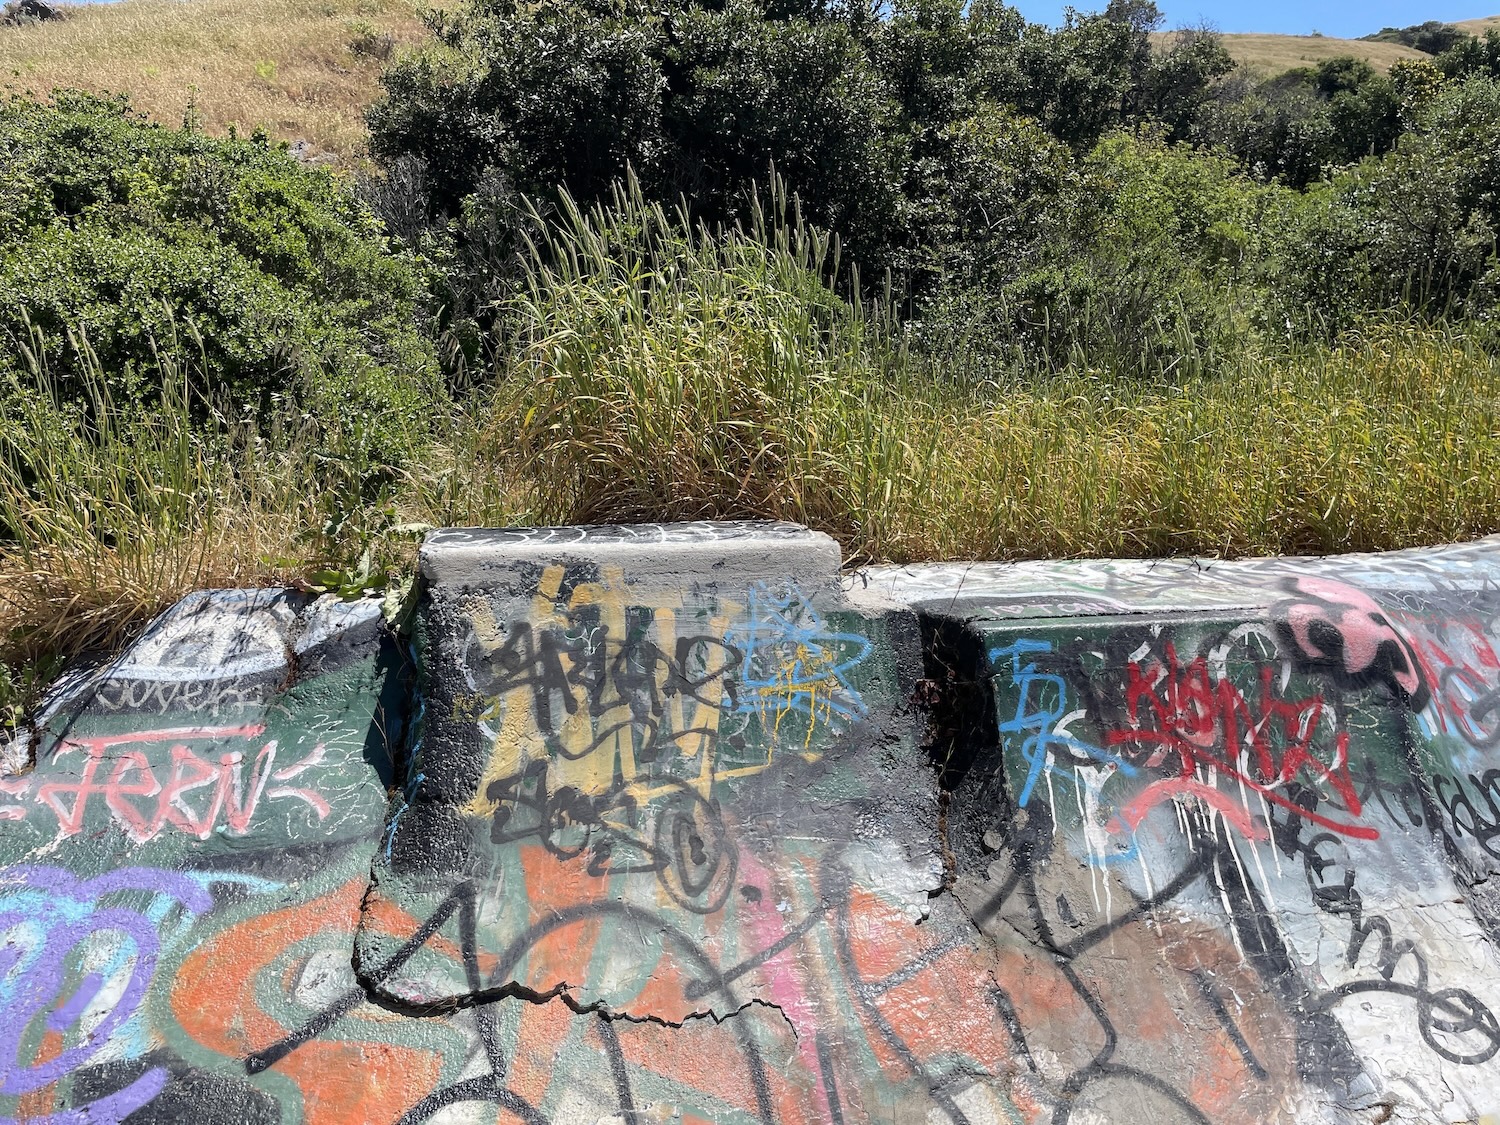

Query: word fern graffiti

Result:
[6,727,331,840]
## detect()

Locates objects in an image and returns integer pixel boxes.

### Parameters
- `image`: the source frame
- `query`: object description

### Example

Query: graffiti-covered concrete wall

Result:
[857,541,1500,1124]
[5,525,1500,1123]
[0,589,408,1123]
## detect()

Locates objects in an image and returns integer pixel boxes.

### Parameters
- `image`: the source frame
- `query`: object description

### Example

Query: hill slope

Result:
[1160,31,1429,74]
[1157,16,1500,76]
[1455,14,1500,32]
[0,0,433,163]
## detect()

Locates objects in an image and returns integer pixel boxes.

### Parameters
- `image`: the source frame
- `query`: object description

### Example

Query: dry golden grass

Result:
[1152,31,1430,74]
[0,351,301,669]
[1455,15,1500,33]
[0,521,303,670]
[0,0,437,162]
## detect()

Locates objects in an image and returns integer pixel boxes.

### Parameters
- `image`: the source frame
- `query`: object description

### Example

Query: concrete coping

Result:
[846,533,1500,617]
[419,521,843,592]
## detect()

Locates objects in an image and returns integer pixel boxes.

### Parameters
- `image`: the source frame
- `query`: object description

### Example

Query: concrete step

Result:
[874,537,1500,1120]
[356,522,940,1024]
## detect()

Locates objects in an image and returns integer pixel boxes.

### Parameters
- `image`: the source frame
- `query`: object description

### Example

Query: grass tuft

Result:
[0,312,524,688]
[0,321,296,670]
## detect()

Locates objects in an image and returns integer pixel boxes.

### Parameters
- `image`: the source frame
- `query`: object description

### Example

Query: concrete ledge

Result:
[360,520,933,1019]
[850,532,1500,615]
[420,521,841,593]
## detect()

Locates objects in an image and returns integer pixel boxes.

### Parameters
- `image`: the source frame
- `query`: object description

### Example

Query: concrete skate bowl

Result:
[4,521,1500,1124]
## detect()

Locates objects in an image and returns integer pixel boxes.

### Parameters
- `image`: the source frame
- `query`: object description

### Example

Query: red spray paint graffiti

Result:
[1104,643,1377,841]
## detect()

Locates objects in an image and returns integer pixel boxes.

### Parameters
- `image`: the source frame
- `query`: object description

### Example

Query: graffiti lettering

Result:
[1300,830,1500,1065]
[16,534,1500,1125]
[1432,769,1500,858]
[458,622,741,760]
[1435,666,1500,749]
[86,676,268,716]
[484,760,736,912]
[725,586,871,738]
[993,638,1136,809]
[0,866,211,1123]
[15,727,329,842]
[1105,642,1376,840]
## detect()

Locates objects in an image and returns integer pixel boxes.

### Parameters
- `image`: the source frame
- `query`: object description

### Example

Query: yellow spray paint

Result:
[463,567,746,818]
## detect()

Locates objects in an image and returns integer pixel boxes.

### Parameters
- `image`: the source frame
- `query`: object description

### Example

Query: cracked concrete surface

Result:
[7,524,1500,1123]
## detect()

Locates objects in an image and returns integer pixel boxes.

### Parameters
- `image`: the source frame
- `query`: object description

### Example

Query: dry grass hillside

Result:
[0,0,437,163]
[1200,16,1500,76]
[1153,31,1429,74]
[1222,33,1429,73]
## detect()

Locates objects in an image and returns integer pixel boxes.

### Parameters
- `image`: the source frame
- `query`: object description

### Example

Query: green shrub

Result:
[0,90,442,465]
[1362,20,1468,56]
[915,127,1282,376]
[365,0,1233,288]
[1437,28,1500,81]
[1195,58,1403,188]
[1271,76,1500,332]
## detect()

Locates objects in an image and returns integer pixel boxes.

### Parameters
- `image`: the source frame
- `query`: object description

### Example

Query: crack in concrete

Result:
[352,957,800,1042]
[588,995,800,1040]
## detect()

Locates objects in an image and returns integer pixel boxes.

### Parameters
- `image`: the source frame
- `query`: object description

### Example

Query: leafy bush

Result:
[1271,76,1500,332]
[1361,20,1468,56]
[366,0,1232,286]
[915,127,1280,376]
[1197,57,1400,187]
[368,0,905,273]
[0,90,441,463]
[1011,1,1231,149]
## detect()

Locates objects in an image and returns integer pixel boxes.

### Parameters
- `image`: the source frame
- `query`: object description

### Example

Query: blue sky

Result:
[1009,0,1496,37]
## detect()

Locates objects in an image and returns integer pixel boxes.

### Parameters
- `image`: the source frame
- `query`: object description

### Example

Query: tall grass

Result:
[490,182,1500,563]
[0,323,292,671]
[889,325,1500,560]
[0,314,520,707]
[492,178,939,558]
[4,181,1500,712]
